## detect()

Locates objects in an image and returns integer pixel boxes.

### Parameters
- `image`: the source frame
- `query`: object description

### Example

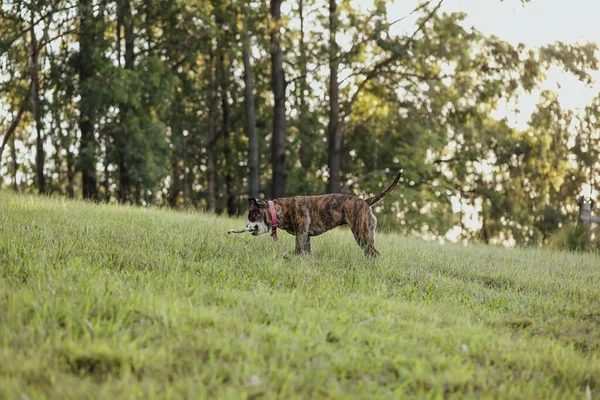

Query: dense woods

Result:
[1,0,599,245]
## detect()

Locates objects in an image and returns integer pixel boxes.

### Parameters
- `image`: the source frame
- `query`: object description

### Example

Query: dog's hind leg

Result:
[350,210,380,257]
[294,213,312,255]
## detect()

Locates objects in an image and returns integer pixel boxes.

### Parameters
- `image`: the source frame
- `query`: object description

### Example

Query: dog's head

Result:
[246,198,270,236]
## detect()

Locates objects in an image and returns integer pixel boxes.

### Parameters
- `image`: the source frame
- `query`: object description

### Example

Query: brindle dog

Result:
[246,171,402,256]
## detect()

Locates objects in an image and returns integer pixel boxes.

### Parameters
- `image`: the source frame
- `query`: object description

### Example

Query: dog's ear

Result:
[247,197,264,207]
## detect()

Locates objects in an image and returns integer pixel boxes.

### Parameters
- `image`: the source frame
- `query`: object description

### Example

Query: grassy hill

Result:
[1,192,599,399]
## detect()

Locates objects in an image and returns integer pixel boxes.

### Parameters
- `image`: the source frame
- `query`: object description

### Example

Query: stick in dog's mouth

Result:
[227,226,257,234]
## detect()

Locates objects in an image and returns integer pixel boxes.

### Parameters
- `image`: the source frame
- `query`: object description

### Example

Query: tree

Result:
[326,0,341,193]
[206,47,218,212]
[270,0,286,198]
[77,0,99,199]
[578,94,600,198]
[116,0,135,203]
[27,5,48,194]
[240,2,260,199]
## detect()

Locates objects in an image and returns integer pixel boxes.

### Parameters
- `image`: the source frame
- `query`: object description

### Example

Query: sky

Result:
[380,0,600,129]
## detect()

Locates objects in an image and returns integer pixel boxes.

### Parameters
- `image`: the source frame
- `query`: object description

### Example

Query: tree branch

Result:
[2,3,78,50]
[342,0,445,119]
[432,157,459,164]
[0,99,28,162]
[432,155,482,165]
[386,0,435,30]
[408,0,444,41]
[40,28,77,47]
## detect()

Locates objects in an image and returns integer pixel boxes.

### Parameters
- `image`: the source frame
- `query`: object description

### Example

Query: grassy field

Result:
[1,192,599,399]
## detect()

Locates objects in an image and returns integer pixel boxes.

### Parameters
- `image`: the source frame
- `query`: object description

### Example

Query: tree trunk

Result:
[117,0,135,203]
[327,0,342,193]
[102,142,110,201]
[298,0,309,169]
[135,180,142,204]
[481,202,490,245]
[29,21,46,194]
[182,153,189,209]
[67,147,75,198]
[206,144,216,211]
[78,0,98,199]
[270,0,286,199]
[216,8,235,216]
[118,151,129,202]
[168,153,179,207]
[241,5,259,199]
[181,111,189,208]
[221,74,235,216]
[10,135,18,192]
[206,50,218,212]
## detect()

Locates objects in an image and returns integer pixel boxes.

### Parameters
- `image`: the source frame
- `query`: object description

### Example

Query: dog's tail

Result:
[365,170,403,207]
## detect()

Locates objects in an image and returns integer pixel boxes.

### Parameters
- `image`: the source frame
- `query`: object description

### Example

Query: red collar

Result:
[268,200,278,241]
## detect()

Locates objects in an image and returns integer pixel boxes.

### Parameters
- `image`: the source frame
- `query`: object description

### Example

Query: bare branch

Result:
[408,0,444,41]
[386,0,434,29]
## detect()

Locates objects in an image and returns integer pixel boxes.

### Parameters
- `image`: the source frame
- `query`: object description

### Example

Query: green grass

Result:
[1,192,599,399]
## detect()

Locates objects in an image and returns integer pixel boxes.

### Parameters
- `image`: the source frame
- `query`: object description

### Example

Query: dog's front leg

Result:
[295,231,310,255]
[303,236,312,253]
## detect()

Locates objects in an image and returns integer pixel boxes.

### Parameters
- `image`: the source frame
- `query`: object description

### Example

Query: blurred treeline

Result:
[1,0,599,245]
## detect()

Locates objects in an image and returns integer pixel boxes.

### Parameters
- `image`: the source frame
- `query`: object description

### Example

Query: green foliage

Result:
[0,0,599,245]
[2,193,600,398]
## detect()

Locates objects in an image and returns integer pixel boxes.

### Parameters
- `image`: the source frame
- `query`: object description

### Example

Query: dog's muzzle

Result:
[246,222,269,236]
